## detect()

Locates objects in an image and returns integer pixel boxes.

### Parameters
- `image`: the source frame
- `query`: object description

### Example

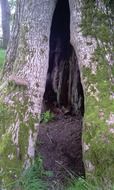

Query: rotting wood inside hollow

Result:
[44,0,84,117]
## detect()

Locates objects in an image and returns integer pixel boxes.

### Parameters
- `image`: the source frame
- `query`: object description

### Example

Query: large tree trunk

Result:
[0,0,56,188]
[0,0,86,188]
[0,0,10,49]
[70,0,114,186]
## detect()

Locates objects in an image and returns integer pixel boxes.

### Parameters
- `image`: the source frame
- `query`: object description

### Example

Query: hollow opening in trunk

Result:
[44,0,84,117]
[38,0,85,180]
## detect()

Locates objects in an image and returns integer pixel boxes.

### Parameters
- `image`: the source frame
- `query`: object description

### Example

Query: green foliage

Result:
[41,110,54,123]
[13,157,49,190]
[66,177,114,190]
[0,49,5,70]
[66,177,99,190]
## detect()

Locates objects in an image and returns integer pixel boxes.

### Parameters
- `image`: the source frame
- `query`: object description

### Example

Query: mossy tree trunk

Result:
[0,0,86,187]
[69,0,114,186]
[0,0,57,188]
[2,0,114,188]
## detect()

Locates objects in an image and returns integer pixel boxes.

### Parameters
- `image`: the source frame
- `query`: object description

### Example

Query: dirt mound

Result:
[36,113,85,183]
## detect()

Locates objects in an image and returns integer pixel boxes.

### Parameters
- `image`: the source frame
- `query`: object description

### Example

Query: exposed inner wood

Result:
[43,0,84,117]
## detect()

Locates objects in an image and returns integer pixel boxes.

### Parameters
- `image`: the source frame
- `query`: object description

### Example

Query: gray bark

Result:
[3,0,21,77]
[0,0,10,49]
[0,0,57,188]
[0,0,87,187]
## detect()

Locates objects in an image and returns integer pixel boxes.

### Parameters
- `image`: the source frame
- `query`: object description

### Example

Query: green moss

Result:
[18,114,38,160]
[0,90,39,189]
[81,0,114,44]
[0,103,22,186]
[0,133,22,189]
[81,2,114,186]
[83,59,114,188]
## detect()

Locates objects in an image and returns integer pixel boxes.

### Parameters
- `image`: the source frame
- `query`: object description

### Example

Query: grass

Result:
[66,179,114,190]
[12,157,49,190]
[0,49,5,69]
[66,178,97,190]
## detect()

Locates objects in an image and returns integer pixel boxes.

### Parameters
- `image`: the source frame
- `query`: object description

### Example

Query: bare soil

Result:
[36,112,85,184]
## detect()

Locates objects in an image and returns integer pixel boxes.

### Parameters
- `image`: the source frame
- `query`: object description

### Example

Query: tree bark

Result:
[0,0,57,188]
[0,0,88,188]
[0,0,10,49]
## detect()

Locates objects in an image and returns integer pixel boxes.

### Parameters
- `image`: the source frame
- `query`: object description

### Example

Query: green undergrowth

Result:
[8,158,98,190]
[0,49,5,70]
[41,110,54,123]
[6,155,109,190]
[66,177,100,190]
[14,157,50,190]
[66,178,114,190]
[81,0,114,189]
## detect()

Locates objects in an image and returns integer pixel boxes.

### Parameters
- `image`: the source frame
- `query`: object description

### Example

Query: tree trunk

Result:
[70,0,114,185]
[0,0,56,188]
[0,0,88,188]
[0,0,10,49]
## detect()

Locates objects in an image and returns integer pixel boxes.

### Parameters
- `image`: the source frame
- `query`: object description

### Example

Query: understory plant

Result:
[41,110,54,123]
[14,157,49,190]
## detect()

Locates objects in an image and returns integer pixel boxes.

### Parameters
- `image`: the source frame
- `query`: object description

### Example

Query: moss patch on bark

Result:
[81,0,114,188]
[0,87,38,189]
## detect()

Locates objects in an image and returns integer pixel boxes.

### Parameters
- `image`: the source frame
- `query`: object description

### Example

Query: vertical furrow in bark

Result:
[3,0,22,77]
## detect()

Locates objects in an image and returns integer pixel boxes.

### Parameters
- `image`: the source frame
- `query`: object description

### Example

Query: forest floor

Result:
[36,111,85,188]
